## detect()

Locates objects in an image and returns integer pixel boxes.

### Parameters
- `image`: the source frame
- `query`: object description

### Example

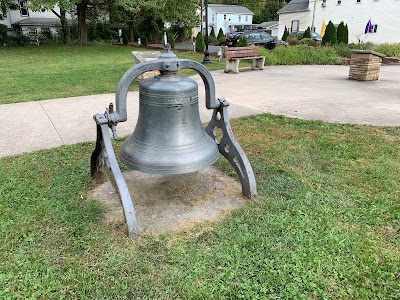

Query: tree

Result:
[344,24,349,44]
[210,26,216,39]
[337,21,348,44]
[30,0,74,44]
[0,0,18,19]
[166,30,175,48]
[253,0,289,23]
[195,31,205,52]
[303,27,311,39]
[236,35,248,47]
[322,21,336,45]
[217,28,224,40]
[282,29,289,41]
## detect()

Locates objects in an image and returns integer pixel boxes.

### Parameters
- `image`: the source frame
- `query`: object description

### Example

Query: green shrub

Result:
[337,21,348,44]
[175,26,190,42]
[0,24,31,47]
[263,44,340,66]
[303,27,311,39]
[0,24,8,46]
[166,31,175,48]
[237,35,248,47]
[208,35,219,45]
[195,32,205,52]
[373,43,400,57]
[299,38,319,48]
[332,43,352,58]
[287,37,299,46]
[217,28,224,41]
[4,35,30,47]
[322,21,337,45]
[210,27,217,39]
[282,30,290,41]
[218,37,226,46]
[140,35,148,46]
[358,41,375,50]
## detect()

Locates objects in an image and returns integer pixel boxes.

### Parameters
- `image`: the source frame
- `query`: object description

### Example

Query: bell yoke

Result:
[91,45,256,237]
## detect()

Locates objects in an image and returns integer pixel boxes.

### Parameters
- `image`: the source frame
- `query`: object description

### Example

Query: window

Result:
[356,0,361,3]
[322,0,326,7]
[245,15,248,22]
[291,20,299,33]
[29,28,37,35]
[239,15,241,22]
[337,0,342,5]
[212,14,214,22]
[19,0,29,17]
[224,14,226,20]
[372,24,378,33]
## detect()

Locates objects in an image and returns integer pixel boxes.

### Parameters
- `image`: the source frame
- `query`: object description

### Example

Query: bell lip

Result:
[119,151,219,175]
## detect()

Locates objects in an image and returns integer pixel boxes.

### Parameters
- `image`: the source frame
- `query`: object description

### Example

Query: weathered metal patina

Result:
[91,45,256,236]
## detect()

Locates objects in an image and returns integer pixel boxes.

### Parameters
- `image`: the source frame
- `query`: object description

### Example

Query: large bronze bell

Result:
[91,46,256,237]
[120,71,219,174]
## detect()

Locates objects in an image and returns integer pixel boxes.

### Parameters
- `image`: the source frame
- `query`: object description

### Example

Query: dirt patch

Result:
[90,167,245,235]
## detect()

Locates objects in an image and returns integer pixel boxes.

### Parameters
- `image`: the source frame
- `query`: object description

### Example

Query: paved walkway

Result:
[1,65,399,158]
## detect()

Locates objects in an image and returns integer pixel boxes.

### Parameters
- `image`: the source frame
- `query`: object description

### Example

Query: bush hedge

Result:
[322,21,337,45]
[237,35,248,47]
[195,32,205,52]
[263,45,340,65]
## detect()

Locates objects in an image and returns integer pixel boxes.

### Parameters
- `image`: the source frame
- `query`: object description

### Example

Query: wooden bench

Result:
[224,46,265,74]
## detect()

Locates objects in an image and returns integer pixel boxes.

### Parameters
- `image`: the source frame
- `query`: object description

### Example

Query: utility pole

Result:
[311,0,318,35]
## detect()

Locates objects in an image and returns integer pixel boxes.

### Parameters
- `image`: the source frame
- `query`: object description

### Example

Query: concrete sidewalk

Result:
[1,65,399,158]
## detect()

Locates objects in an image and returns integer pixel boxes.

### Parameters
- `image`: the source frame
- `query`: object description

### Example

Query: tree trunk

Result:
[128,20,134,43]
[51,8,70,44]
[60,9,70,44]
[77,0,88,45]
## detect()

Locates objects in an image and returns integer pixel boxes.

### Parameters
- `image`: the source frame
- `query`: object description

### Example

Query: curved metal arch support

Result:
[113,56,220,123]
[90,123,138,237]
[205,99,257,198]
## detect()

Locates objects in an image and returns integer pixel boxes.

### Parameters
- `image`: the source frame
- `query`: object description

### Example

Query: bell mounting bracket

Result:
[91,46,256,237]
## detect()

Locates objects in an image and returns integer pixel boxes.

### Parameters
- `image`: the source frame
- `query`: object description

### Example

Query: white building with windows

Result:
[205,4,254,36]
[0,0,70,36]
[277,0,400,44]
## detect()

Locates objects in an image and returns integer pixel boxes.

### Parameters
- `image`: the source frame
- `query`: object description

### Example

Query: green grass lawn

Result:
[0,114,398,299]
[0,44,225,105]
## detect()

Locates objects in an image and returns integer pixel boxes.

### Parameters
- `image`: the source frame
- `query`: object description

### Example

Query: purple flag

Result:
[284,25,287,32]
[364,19,372,34]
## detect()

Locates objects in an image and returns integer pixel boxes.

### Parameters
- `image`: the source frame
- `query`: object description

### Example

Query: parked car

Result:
[291,31,322,42]
[225,31,286,49]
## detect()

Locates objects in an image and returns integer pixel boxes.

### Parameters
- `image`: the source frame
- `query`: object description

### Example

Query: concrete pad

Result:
[0,101,62,157]
[196,65,400,126]
[90,167,245,234]
[1,65,399,158]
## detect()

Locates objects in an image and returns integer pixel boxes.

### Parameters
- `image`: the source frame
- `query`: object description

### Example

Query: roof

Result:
[13,18,61,27]
[258,21,279,29]
[277,0,310,14]
[209,4,253,15]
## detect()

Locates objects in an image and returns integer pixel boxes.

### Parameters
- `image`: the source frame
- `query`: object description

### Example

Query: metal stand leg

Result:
[205,99,257,198]
[91,124,138,236]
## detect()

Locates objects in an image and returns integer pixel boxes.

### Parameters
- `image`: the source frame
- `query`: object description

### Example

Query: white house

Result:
[0,0,71,36]
[277,0,400,44]
[204,4,254,36]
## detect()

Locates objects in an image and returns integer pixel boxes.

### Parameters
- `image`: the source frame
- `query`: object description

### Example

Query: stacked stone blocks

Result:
[349,50,386,81]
